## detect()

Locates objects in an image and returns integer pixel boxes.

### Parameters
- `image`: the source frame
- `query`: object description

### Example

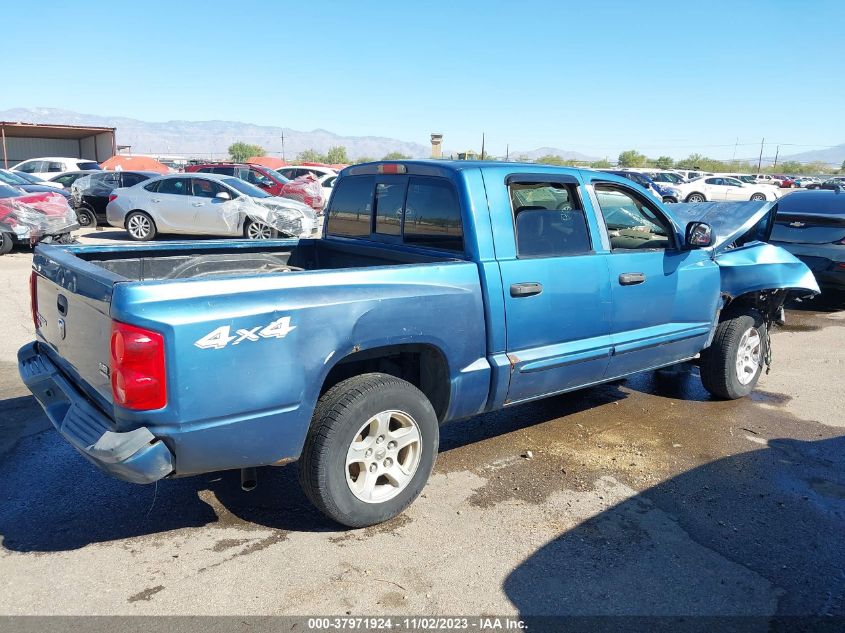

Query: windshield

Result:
[270,170,291,183]
[652,172,684,184]
[222,177,270,198]
[0,170,29,186]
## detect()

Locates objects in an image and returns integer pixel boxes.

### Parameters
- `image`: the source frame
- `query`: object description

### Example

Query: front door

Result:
[498,177,613,403]
[591,182,721,378]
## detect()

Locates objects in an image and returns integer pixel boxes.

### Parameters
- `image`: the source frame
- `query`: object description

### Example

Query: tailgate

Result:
[33,244,125,408]
[771,213,845,245]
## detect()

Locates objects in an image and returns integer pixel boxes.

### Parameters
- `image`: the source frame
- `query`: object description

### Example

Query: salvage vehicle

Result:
[11,157,102,179]
[70,170,159,227]
[0,184,78,254]
[186,163,325,212]
[769,189,845,291]
[105,172,317,240]
[675,176,781,202]
[19,161,818,527]
[0,169,72,198]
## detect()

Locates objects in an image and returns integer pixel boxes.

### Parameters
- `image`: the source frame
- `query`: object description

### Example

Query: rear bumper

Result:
[17,342,174,484]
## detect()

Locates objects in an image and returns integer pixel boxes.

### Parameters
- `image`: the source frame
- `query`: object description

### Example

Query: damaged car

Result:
[0,184,78,255]
[105,172,318,241]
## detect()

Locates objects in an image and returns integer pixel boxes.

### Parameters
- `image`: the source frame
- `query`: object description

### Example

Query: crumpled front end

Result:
[716,242,820,298]
[217,196,317,238]
[0,193,79,243]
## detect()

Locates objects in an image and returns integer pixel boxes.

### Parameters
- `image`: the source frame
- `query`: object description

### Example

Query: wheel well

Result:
[686,192,705,201]
[722,289,788,321]
[321,344,450,421]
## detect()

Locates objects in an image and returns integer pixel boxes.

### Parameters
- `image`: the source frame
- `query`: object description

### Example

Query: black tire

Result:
[686,193,706,203]
[0,232,13,255]
[125,211,156,241]
[76,207,96,228]
[700,309,767,400]
[244,219,279,240]
[750,193,767,201]
[299,373,439,528]
[662,196,677,204]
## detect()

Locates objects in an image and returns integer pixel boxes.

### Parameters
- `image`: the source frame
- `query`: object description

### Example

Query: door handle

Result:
[619,272,646,286]
[192,202,204,207]
[150,198,161,203]
[510,282,543,298]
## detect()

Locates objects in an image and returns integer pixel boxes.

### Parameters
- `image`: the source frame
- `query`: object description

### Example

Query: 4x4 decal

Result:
[194,316,295,350]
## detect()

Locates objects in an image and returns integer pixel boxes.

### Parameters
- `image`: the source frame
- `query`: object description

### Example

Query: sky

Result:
[3,0,844,161]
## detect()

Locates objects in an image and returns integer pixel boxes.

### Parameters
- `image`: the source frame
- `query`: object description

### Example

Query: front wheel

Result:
[299,373,439,528]
[662,196,677,204]
[686,193,706,203]
[244,219,279,240]
[750,193,767,201]
[700,309,767,399]
[76,207,97,228]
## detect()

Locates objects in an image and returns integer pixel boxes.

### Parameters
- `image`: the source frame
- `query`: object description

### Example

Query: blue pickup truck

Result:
[19,161,818,527]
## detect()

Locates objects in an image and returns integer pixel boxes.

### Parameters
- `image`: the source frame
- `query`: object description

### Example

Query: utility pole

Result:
[480,133,486,160]
[506,144,509,161]
[757,137,765,173]
[281,133,286,162]
[773,145,780,168]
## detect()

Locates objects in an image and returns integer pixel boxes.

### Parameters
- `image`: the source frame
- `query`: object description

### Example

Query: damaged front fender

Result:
[715,242,820,298]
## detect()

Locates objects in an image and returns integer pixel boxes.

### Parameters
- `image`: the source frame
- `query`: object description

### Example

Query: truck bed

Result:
[75,238,458,281]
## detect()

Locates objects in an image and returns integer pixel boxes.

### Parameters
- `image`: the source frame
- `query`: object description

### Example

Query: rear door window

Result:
[157,178,191,195]
[121,173,149,187]
[326,175,375,237]
[47,162,64,173]
[509,182,590,257]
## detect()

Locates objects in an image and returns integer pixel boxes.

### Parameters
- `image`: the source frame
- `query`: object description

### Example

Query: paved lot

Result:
[0,233,844,617]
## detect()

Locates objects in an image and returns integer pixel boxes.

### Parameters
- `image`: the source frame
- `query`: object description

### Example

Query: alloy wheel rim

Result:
[127,215,150,238]
[736,326,762,385]
[345,410,422,503]
[247,221,272,239]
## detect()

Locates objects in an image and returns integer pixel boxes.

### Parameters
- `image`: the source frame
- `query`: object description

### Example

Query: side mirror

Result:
[686,221,714,248]
[214,191,232,201]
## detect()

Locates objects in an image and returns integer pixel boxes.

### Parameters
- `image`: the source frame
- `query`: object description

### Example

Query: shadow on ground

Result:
[0,382,632,552]
[503,433,845,621]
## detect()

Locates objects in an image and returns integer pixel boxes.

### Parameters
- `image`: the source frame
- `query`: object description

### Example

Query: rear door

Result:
[151,177,196,232]
[493,174,614,403]
[590,181,721,377]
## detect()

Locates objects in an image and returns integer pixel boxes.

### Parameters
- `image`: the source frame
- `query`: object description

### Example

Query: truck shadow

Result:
[502,434,845,620]
[0,383,634,552]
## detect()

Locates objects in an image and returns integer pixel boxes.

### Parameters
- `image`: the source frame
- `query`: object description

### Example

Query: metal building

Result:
[0,121,116,168]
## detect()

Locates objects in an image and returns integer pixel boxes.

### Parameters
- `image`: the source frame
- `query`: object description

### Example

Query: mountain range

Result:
[0,107,596,162]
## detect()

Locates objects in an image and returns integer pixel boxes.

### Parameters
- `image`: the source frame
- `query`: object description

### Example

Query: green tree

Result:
[228,141,265,162]
[589,158,612,168]
[534,154,567,166]
[654,156,674,169]
[841,159,845,173]
[382,151,411,160]
[297,149,327,163]
[618,150,647,167]
[325,146,350,164]
[353,156,376,164]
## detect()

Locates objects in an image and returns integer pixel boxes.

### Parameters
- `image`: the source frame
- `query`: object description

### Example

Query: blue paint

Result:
[19,161,820,484]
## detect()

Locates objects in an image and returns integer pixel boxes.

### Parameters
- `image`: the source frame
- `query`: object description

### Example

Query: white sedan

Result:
[106,173,318,241]
[674,176,781,203]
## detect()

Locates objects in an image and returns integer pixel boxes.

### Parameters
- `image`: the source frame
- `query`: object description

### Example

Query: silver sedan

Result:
[106,172,318,241]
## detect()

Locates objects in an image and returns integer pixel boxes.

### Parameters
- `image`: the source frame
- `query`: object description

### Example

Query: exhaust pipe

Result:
[241,467,257,492]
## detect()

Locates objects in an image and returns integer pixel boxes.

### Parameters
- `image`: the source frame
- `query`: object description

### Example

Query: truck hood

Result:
[665,201,776,252]
[665,201,819,297]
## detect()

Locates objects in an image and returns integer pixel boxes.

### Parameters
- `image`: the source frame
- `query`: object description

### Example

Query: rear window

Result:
[326,176,374,238]
[326,174,464,252]
[78,162,101,170]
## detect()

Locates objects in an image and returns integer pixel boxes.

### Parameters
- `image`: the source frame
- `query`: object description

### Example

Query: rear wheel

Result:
[244,219,278,240]
[76,206,96,228]
[750,193,767,201]
[299,373,439,528]
[700,309,767,400]
[125,211,156,241]
[686,193,706,203]
[0,232,13,255]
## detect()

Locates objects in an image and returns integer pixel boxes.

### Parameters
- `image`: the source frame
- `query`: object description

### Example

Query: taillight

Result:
[29,271,39,330]
[108,194,118,203]
[377,163,407,174]
[110,321,167,410]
